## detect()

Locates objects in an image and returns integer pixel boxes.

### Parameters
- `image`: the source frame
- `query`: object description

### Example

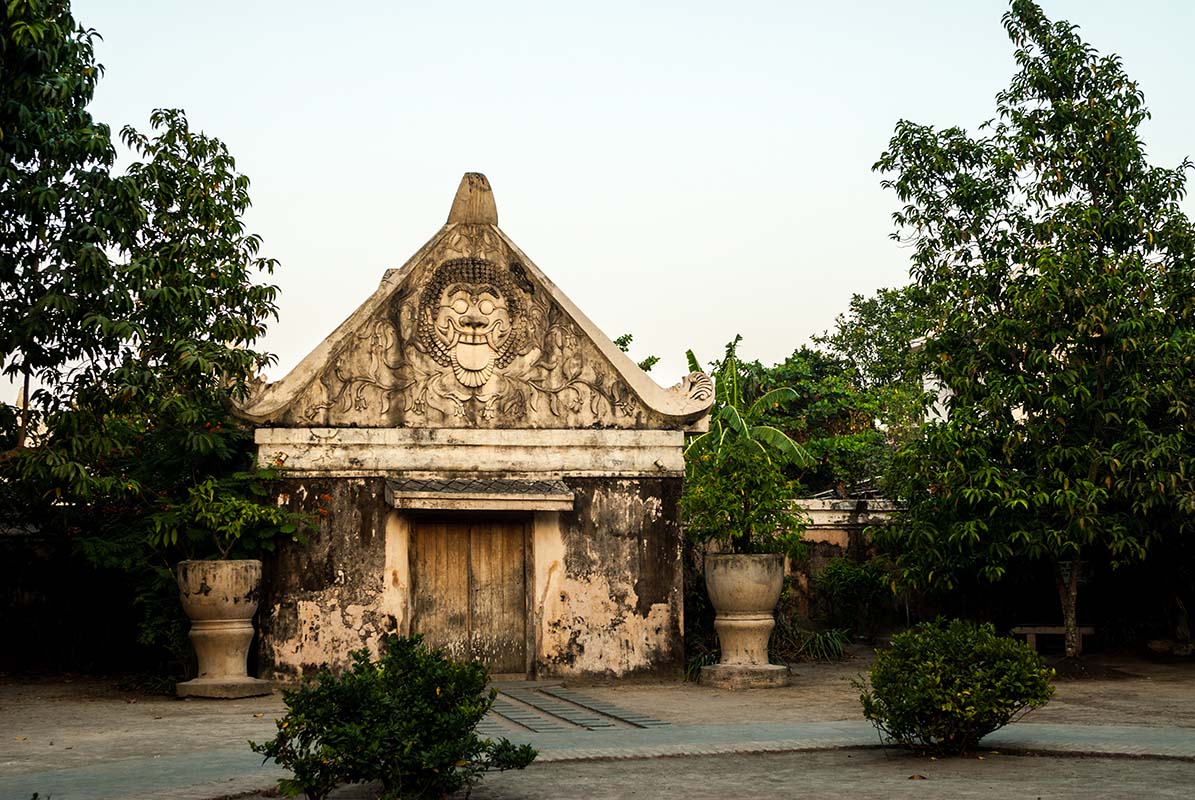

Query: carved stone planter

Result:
[176,559,272,698]
[700,553,790,689]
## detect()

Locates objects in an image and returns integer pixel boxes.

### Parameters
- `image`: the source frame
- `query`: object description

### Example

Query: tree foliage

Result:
[691,326,927,498]
[4,104,280,499]
[751,345,900,497]
[2,1,291,668]
[814,286,933,450]
[685,336,811,466]
[2,0,128,460]
[874,0,1195,656]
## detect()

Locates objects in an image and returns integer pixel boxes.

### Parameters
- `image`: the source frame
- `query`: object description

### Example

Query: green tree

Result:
[874,0,1195,657]
[1,0,131,464]
[752,346,893,498]
[684,334,914,499]
[2,2,286,666]
[6,106,280,498]
[814,286,932,450]
[3,4,277,492]
[685,336,810,465]
[699,330,927,499]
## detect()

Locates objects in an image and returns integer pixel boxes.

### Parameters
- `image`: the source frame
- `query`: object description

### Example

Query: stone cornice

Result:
[257,427,686,478]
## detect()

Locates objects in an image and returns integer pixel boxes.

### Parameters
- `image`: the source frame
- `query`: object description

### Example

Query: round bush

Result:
[251,635,536,800]
[857,618,1054,754]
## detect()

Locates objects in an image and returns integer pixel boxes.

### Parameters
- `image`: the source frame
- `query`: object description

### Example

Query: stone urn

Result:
[700,553,790,688]
[176,559,272,698]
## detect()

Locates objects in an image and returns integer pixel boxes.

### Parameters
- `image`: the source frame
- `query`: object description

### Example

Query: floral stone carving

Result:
[230,174,713,431]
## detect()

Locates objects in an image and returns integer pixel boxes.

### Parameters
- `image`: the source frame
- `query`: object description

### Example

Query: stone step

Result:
[539,687,671,728]
[489,698,572,732]
[501,687,617,730]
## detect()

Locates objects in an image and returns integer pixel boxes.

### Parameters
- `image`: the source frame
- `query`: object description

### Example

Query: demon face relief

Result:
[417,258,526,388]
[245,176,714,431]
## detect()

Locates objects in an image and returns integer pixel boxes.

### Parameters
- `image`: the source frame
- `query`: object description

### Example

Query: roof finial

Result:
[447,172,498,225]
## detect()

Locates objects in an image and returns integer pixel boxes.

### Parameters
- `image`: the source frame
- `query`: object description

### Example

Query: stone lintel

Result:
[385,477,575,511]
[799,498,900,529]
[388,494,574,511]
[257,427,685,477]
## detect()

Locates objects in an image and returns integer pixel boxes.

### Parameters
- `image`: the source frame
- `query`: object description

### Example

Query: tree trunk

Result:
[1171,591,1191,643]
[1055,557,1082,658]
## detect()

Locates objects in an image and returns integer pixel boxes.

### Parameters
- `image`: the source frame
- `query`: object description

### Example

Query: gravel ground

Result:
[468,749,1195,800]
[575,651,1195,728]
[261,749,1195,800]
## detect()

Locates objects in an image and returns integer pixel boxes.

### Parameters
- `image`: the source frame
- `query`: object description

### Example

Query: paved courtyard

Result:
[1,652,1192,799]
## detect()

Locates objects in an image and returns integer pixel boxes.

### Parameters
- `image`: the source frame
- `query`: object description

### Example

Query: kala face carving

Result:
[418,258,525,388]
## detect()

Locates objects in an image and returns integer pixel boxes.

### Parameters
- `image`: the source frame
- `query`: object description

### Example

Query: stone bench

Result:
[1011,625,1096,655]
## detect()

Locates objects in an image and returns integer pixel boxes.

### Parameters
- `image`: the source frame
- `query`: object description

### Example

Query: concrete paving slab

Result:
[4,748,285,800]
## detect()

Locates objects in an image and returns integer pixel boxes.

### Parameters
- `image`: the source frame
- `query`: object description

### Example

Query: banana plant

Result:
[685,336,812,467]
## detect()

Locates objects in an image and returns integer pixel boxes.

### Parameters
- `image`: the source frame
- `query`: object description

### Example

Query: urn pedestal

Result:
[700,553,790,689]
[176,559,272,698]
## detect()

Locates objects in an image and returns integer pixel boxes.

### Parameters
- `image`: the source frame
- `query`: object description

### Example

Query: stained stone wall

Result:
[785,499,899,622]
[536,478,684,679]
[256,475,684,681]
[256,478,397,680]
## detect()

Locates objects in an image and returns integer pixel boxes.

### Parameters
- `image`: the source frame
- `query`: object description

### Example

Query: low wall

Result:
[787,499,899,621]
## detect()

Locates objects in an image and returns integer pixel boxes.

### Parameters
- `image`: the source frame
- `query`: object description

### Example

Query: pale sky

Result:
[70,0,1195,385]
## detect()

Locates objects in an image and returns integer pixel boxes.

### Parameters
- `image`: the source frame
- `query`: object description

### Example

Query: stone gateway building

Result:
[233,174,713,680]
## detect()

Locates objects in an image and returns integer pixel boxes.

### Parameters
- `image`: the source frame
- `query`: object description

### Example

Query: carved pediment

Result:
[233,174,713,431]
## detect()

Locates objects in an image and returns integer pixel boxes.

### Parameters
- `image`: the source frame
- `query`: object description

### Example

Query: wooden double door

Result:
[410,515,529,675]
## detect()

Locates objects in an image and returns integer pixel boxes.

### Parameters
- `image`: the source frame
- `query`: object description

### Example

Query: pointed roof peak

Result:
[447,172,498,225]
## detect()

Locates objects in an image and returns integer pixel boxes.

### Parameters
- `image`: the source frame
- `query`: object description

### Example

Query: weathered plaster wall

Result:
[786,499,897,622]
[258,478,397,679]
[259,476,684,681]
[534,478,684,680]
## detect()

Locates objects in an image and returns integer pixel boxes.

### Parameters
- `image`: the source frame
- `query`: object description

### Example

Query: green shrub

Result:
[251,635,537,799]
[770,577,849,663]
[815,556,892,637]
[856,618,1054,754]
[772,620,849,663]
[682,438,808,558]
